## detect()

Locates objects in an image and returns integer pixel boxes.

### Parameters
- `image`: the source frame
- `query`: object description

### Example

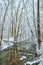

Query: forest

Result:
[0,0,43,65]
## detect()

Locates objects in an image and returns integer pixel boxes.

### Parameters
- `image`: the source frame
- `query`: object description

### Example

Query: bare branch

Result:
[1,0,12,43]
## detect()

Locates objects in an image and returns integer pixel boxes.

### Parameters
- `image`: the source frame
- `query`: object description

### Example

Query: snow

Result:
[0,0,43,65]
[27,54,33,56]
[0,37,29,51]
[20,56,26,60]
[25,59,40,65]
[1,42,13,51]
[1,37,14,51]
[0,36,34,51]
[9,37,14,41]
[0,35,36,52]
[0,37,43,65]
[35,42,43,65]
[0,38,43,65]
[37,42,43,65]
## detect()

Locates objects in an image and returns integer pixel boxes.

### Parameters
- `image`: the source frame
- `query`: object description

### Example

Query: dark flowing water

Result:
[0,49,40,65]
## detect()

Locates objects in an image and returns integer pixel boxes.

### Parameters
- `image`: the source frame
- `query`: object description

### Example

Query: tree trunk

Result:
[33,0,37,37]
[37,0,41,49]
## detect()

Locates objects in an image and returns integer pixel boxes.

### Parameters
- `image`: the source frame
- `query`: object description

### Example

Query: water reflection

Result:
[0,49,40,65]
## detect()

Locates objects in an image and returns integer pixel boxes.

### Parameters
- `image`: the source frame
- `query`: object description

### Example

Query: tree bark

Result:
[37,0,41,49]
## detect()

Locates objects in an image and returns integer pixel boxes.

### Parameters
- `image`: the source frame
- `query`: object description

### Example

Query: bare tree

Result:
[17,0,29,39]
[1,0,12,45]
[13,1,22,54]
[13,0,29,53]
[22,0,34,37]
[33,0,37,37]
[11,0,14,37]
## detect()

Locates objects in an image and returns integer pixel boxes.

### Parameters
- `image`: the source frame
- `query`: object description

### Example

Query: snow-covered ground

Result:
[1,37,14,51]
[25,59,40,65]
[0,37,43,65]
[36,42,43,65]
[38,42,43,65]
[0,36,36,51]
